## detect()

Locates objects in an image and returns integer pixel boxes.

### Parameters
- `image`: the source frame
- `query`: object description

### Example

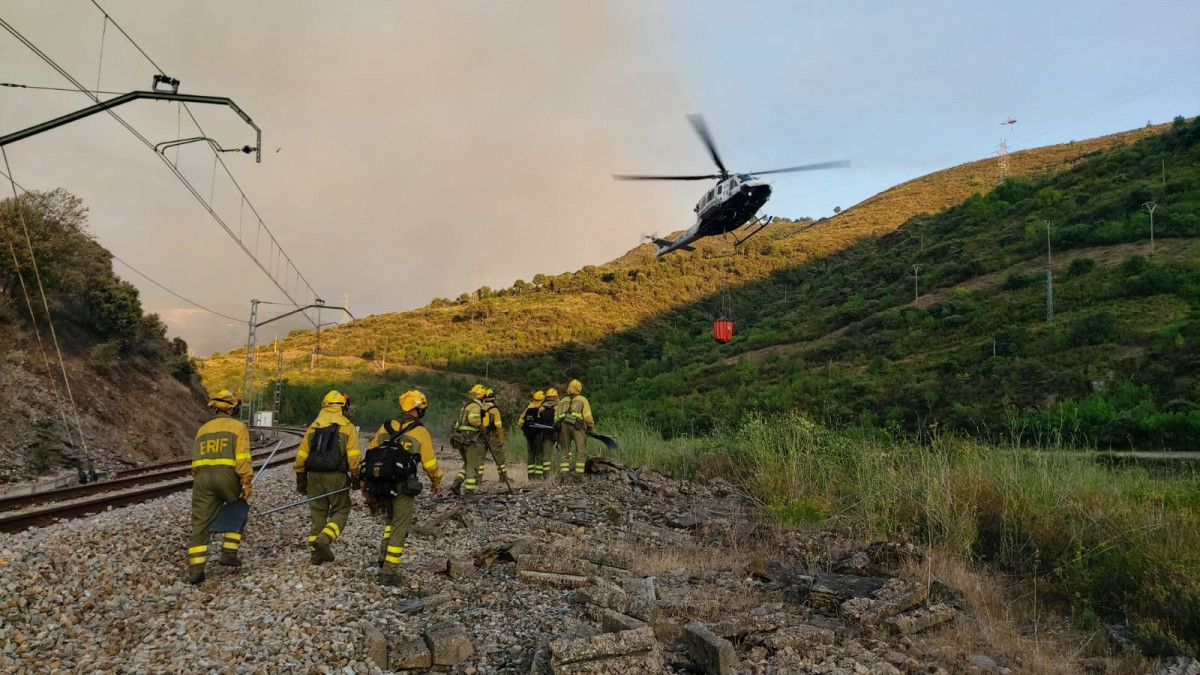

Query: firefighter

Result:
[538,388,560,480]
[186,390,253,584]
[294,390,361,564]
[556,379,594,479]
[363,390,443,587]
[518,391,546,480]
[449,384,487,496]
[480,388,508,484]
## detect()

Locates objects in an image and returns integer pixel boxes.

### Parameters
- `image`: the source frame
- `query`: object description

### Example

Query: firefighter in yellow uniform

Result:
[539,388,560,479]
[187,390,253,584]
[518,391,545,480]
[450,384,487,496]
[480,388,509,483]
[294,390,361,564]
[556,379,594,479]
[363,390,443,587]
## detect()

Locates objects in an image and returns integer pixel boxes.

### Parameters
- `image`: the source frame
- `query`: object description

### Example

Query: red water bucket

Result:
[713,318,734,344]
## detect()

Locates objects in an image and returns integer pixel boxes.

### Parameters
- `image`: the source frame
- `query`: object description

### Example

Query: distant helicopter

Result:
[614,114,849,257]
[1001,117,1017,125]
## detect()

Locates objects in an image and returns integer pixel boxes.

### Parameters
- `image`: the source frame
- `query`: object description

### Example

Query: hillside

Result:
[0,190,210,484]
[201,120,1199,445]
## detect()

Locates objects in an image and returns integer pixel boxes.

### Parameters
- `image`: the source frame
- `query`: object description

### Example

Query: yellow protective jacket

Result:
[517,400,540,428]
[556,394,594,430]
[192,415,253,484]
[368,418,443,486]
[455,400,484,431]
[481,403,505,444]
[295,406,361,475]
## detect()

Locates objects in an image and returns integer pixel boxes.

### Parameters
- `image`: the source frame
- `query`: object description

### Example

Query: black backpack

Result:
[360,420,422,498]
[536,403,556,428]
[522,406,540,434]
[305,424,345,472]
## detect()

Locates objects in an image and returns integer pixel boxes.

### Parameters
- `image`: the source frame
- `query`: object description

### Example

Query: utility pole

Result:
[995,139,1010,185]
[912,264,922,307]
[1143,201,1157,256]
[1045,220,1054,323]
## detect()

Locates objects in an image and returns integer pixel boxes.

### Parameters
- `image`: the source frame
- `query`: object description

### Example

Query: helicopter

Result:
[614,114,849,257]
[1001,117,1017,125]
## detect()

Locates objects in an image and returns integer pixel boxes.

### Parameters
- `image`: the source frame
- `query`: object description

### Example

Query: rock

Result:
[362,625,386,670]
[929,579,965,611]
[599,609,646,634]
[423,622,473,666]
[535,517,585,537]
[803,573,889,612]
[967,654,999,672]
[499,537,534,563]
[666,511,708,530]
[549,626,662,674]
[447,558,476,579]
[1157,656,1200,675]
[572,585,658,622]
[885,604,956,635]
[762,624,836,650]
[392,637,432,670]
[619,577,655,602]
[683,622,737,675]
[841,578,928,625]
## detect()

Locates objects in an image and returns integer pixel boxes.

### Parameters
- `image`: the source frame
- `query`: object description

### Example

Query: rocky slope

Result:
[0,445,1167,673]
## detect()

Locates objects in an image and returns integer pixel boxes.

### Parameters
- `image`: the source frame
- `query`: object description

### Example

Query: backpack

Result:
[522,406,540,435]
[305,424,345,472]
[536,403,556,428]
[360,420,422,498]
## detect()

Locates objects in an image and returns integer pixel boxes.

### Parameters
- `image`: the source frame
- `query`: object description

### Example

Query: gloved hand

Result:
[240,481,253,500]
[430,470,442,496]
[295,472,307,495]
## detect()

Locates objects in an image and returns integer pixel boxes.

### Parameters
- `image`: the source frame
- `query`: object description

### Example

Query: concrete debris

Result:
[841,578,928,625]
[683,622,737,675]
[761,624,836,650]
[599,609,646,634]
[619,576,655,602]
[1156,656,1200,675]
[549,626,662,674]
[447,557,476,579]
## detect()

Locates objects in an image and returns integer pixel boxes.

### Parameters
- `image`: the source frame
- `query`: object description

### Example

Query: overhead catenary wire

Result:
[2,146,91,466]
[86,1,321,316]
[0,14,320,320]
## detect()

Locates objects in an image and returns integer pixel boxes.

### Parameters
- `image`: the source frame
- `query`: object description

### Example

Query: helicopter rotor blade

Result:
[612,173,722,181]
[686,114,728,178]
[748,160,850,176]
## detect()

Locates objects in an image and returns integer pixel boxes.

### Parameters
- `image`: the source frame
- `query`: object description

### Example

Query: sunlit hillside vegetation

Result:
[205,123,1168,370]
[201,120,1197,445]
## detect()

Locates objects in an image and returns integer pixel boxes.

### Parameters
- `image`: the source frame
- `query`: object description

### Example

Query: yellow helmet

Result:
[322,390,348,408]
[533,390,546,402]
[207,389,240,413]
[483,388,496,402]
[468,384,487,399]
[567,379,583,395]
[545,387,559,399]
[398,390,428,414]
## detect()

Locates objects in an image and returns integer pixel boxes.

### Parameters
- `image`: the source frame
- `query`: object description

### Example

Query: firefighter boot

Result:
[219,550,242,567]
[378,571,405,588]
[187,565,205,585]
[312,533,336,563]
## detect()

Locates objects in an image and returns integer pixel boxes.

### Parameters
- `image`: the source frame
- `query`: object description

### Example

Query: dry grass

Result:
[910,548,1151,674]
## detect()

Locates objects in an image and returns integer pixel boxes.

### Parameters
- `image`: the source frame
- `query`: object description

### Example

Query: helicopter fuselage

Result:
[653,174,772,256]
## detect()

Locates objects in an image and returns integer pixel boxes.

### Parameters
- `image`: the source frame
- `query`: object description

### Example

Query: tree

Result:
[833,206,842,214]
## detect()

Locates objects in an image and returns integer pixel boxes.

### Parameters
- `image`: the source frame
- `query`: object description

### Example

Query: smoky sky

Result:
[1,0,697,354]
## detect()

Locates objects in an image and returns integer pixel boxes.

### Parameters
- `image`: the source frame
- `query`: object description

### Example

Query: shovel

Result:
[258,487,353,516]
[587,432,619,451]
[209,440,283,533]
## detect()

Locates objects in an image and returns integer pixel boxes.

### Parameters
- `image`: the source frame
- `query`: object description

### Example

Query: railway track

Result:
[0,426,306,533]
